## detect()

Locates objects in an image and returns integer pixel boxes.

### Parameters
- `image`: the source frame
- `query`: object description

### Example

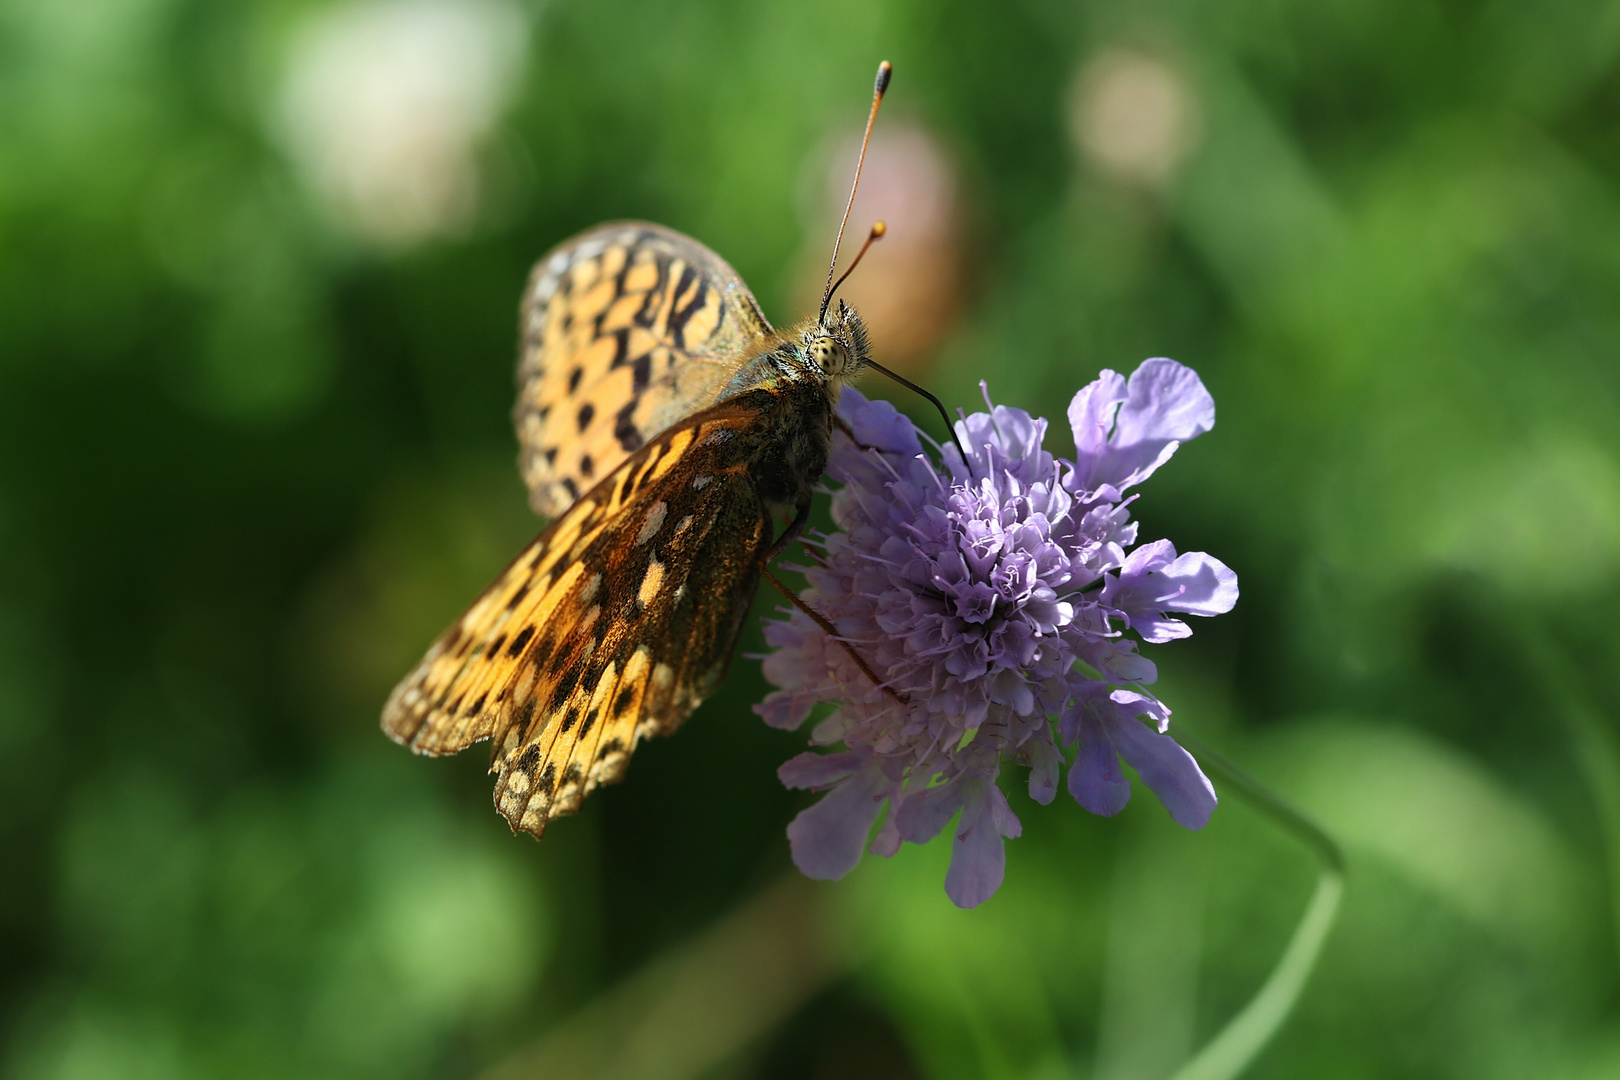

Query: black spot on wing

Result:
[513,697,536,733]
[507,626,534,657]
[551,662,583,709]
[615,400,643,453]
[632,257,670,327]
[667,271,708,348]
[613,683,635,716]
[608,327,630,368]
[577,402,595,432]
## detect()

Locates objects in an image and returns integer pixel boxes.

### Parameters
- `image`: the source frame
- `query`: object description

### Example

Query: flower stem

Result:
[1163,737,1345,1080]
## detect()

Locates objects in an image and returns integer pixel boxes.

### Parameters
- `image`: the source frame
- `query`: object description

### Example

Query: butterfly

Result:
[382,65,904,838]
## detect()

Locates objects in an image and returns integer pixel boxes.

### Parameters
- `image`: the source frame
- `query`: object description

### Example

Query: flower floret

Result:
[755,359,1236,907]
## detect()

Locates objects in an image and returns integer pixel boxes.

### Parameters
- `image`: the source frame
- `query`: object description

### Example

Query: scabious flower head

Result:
[756,358,1238,908]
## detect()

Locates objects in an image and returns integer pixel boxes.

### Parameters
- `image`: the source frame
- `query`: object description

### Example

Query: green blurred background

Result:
[5,0,1620,1077]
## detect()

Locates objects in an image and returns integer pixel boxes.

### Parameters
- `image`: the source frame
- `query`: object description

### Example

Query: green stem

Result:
[1162,738,1345,1080]
[1191,742,1345,876]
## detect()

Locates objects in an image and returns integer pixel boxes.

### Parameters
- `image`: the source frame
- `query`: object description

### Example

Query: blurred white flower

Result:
[276,0,528,249]
[1069,48,1200,187]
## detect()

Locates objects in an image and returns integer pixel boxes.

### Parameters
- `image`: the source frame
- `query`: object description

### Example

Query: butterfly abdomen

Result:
[723,382,833,520]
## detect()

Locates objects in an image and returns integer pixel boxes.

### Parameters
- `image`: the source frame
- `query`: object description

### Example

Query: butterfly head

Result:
[803,299,871,385]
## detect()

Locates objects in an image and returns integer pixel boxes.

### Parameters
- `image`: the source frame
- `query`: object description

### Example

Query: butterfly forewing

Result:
[516,222,776,518]
[382,396,776,837]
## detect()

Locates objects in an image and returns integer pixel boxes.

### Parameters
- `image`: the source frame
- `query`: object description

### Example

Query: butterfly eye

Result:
[811,338,845,373]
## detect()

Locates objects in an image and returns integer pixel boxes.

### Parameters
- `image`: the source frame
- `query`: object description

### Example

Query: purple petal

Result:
[987,403,1045,462]
[987,782,1022,838]
[868,804,902,857]
[1105,713,1217,830]
[755,689,818,730]
[778,750,860,790]
[1079,639,1159,685]
[1117,358,1216,439]
[944,782,1020,908]
[894,779,966,844]
[1106,542,1239,643]
[1067,708,1132,817]
[1068,369,1129,479]
[1118,537,1176,576]
[810,708,851,745]
[1110,689,1170,732]
[1026,737,1061,805]
[839,388,924,456]
[786,764,891,879]
[1157,550,1239,616]
[1068,359,1214,492]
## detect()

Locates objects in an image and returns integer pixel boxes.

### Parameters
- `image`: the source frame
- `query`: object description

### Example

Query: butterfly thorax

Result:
[713,305,870,519]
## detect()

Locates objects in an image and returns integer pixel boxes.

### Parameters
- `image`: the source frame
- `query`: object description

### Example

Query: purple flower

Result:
[756,358,1237,908]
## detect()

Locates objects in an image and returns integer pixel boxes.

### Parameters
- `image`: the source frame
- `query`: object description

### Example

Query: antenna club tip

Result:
[875,61,892,96]
[872,221,887,237]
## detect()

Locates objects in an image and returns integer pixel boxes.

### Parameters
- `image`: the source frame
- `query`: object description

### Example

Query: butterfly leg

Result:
[760,504,906,702]
[761,502,812,564]
[833,415,880,453]
[762,500,830,570]
[759,565,907,704]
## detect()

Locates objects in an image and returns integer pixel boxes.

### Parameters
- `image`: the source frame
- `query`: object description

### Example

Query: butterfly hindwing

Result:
[515,222,777,518]
[382,395,778,836]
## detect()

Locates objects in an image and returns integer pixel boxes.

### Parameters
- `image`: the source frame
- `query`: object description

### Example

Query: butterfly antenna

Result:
[815,62,971,469]
[825,221,885,308]
[819,60,891,327]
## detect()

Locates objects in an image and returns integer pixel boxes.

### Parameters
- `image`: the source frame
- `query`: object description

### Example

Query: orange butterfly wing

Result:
[382,394,779,836]
[514,222,775,518]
